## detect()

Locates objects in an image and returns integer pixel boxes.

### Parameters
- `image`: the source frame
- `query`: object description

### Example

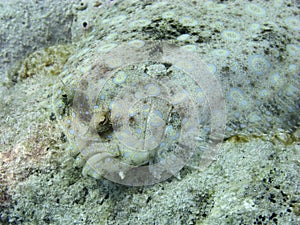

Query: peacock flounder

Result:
[52,41,226,186]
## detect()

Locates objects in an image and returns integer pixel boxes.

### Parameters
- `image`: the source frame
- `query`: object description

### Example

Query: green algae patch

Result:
[7,44,75,83]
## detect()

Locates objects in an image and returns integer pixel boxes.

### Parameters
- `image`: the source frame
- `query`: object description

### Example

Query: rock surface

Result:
[0,0,299,224]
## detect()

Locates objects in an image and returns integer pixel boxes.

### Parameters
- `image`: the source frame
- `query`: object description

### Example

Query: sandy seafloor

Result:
[0,0,299,224]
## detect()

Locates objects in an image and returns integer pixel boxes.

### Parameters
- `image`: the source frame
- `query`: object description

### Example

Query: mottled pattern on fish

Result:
[52,41,226,185]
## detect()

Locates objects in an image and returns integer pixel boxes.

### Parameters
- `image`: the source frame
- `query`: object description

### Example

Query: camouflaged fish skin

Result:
[52,42,226,185]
